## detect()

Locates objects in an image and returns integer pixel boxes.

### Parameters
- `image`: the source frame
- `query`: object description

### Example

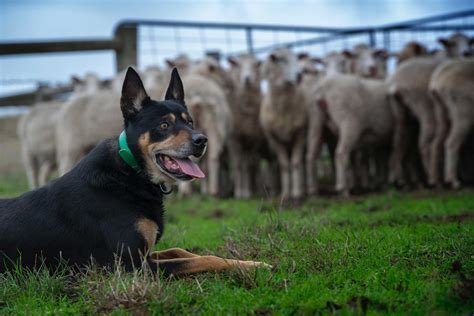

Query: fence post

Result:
[368,30,376,47]
[383,31,391,51]
[114,24,138,72]
[246,27,254,54]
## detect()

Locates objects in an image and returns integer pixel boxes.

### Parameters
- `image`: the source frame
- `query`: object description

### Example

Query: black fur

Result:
[0,67,203,273]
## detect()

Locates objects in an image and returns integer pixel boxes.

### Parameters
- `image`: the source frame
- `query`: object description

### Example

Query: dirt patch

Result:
[449,260,474,304]
[366,213,474,228]
[415,213,474,223]
[326,296,388,313]
[363,203,392,213]
[206,209,225,219]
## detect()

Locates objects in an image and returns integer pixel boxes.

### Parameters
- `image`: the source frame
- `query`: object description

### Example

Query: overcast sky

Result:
[1,0,473,95]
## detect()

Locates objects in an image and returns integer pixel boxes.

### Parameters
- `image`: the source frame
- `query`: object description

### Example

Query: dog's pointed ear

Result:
[165,68,185,104]
[120,67,149,120]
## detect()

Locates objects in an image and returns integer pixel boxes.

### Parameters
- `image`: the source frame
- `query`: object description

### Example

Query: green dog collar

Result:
[118,130,139,171]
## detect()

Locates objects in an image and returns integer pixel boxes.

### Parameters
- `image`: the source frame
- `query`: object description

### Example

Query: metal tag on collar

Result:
[159,183,173,195]
[118,130,140,171]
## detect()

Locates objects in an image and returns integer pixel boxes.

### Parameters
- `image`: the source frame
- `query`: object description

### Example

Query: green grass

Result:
[0,174,473,314]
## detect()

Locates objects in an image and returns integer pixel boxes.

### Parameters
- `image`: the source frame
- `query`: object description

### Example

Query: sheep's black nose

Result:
[192,134,207,147]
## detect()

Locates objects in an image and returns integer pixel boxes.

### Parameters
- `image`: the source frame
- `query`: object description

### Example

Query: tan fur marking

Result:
[149,255,271,276]
[164,113,176,122]
[135,217,158,251]
[149,248,199,260]
[181,112,189,122]
[148,130,190,153]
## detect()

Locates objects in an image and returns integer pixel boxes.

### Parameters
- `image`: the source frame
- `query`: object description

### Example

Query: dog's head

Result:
[120,67,207,184]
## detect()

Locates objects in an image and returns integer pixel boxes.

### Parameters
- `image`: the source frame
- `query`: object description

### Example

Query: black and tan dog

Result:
[0,68,270,275]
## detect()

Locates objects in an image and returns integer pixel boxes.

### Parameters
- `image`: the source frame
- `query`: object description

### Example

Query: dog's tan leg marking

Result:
[149,248,199,260]
[135,217,158,251]
[151,255,272,276]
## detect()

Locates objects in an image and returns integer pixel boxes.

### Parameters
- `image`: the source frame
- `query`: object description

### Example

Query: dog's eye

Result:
[160,122,169,130]
[187,121,194,128]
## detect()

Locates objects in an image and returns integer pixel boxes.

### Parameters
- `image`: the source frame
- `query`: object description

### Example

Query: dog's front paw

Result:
[242,260,273,270]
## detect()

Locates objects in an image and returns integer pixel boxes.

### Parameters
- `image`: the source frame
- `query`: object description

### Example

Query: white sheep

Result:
[227,54,264,198]
[429,58,474,188]
[387,33,472,187]
[18,73,104,188]
[260,48,307,201]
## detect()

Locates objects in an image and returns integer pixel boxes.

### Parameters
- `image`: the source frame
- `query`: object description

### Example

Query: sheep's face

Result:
[297,54,320,78]
[165,54,192,73]
[194,57,232,91]
[142,66,164,92]
[396,42,428,65]
[323,52,352,76]
[351,46,388,79]
[439,33,472,57]
[263,48,300,86]
[228,55,262,87]
[71,73,104,96]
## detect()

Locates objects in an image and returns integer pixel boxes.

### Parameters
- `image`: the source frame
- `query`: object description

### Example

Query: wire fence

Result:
[1,10,473,98]
[137,9,474,68]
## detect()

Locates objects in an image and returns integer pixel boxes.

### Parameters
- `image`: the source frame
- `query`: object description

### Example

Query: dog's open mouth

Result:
[155,154,205,180]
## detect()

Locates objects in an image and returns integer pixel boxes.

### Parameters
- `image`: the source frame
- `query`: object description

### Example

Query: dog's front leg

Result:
[150,255,272,277]
[149,248,199,260]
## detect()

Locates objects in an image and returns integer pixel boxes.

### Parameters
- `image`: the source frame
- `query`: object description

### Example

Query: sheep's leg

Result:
[291,131,306,200]
[429,94,449,187]
[305,118,324,195]
[207,131,223,196]
[38,160,54,187]
[229,140,243,198]
[268,137,290,201]
[241,154,252,198]
[208,153,220,197]
[21,147,39,189]
[199,157,209,195]
[418,115,435,182]
[388,94,407,186]
[335,122,360,197]
[375,148,390,190]
[444,119,470,189]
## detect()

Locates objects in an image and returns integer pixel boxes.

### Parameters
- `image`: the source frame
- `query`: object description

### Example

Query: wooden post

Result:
[114,24,138,72]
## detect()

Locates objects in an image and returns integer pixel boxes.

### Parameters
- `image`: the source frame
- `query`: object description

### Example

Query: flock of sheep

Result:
[17,32,474,201]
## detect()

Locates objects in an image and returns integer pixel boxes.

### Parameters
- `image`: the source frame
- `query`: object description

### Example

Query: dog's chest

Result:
[135,217,159,250]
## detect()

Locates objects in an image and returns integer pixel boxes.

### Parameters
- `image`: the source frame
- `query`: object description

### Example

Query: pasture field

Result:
[0,173,473,315]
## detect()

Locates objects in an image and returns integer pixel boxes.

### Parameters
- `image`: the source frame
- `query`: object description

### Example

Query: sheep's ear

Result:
[120,67,149,120]
[227,57,239,67]
[438,38,452,47]
[374,49,389,60]
[101,79,112,89]
[71,75,82,85]
[255,60,262,68]
[297,52,309,60]
[342,50,354,58]
[269,54,278,62]
[165,59,175,68]
[165,68,185,104]
[411,43,424,55]
[311,57,324,64]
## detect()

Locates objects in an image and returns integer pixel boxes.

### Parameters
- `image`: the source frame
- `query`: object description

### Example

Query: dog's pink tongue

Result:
[173,158,205,179]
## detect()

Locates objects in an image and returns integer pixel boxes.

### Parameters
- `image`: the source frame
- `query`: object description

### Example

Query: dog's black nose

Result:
[192,134,207,147]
